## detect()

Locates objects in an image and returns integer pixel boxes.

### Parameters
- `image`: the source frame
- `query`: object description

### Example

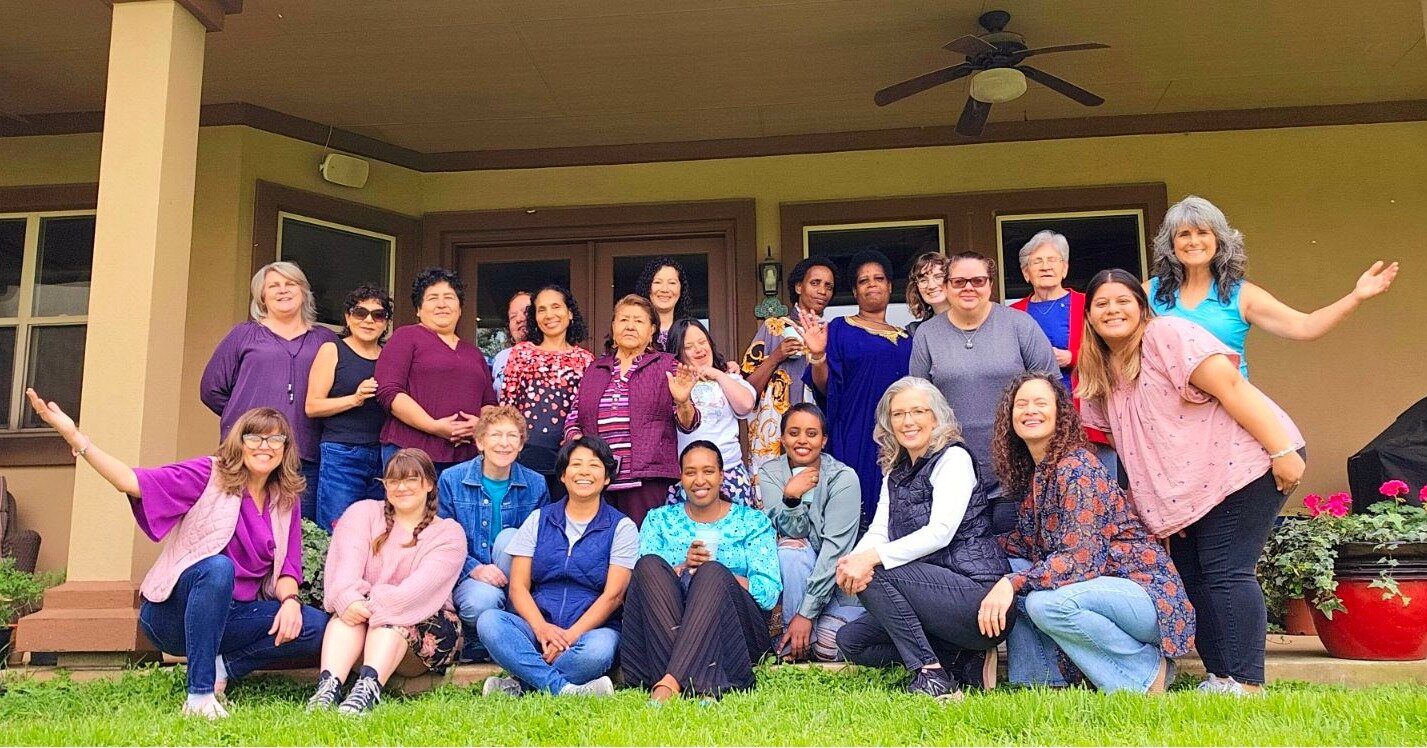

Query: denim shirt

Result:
[437,456,550,578]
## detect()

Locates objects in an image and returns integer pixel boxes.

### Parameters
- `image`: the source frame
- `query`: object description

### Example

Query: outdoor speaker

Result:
[319,153,369,188]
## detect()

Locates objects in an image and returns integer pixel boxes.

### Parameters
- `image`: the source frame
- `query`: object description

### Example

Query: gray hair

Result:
[250,261,317,325]
[1018,230,1070,268]
[874,376,964,472]
[1149,195,1247,309]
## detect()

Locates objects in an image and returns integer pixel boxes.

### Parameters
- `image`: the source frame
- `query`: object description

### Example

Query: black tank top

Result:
[320,339,384,445]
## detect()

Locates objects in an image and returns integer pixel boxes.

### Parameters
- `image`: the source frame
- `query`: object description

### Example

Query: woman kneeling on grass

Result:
[309,448,467,714]
[26,389,326,719]
[477,436,638,697]
[621,441,781,701]
[977,372,1193,694]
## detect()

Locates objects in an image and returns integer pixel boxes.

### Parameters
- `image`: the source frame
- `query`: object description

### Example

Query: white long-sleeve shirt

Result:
[850,447,976,569]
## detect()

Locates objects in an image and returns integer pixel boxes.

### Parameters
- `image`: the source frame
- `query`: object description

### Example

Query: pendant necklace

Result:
[956,325,979,349]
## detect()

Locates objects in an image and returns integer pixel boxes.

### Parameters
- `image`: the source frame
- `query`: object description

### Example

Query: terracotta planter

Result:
[1283,596,1316,636]
[1309,542,1427,660]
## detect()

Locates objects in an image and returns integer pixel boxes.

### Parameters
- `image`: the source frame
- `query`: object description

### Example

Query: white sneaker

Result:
[482,675,523,697]
[1219,677,1264,697]
[1197,674,1229,693]
[559,676,615,696]
[181,694,230,719]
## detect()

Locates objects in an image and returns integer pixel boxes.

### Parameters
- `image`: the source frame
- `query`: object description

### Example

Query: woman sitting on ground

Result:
[834,377,1010,702]
[977,372,1193,694]
[621,441,782,701]
[666,318,759,507]
[309,448,467,714]
[476,436,638,697]
[26,389,326,719]
[758,403,865,661]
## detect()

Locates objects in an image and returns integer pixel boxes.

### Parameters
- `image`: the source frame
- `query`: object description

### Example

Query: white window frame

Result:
[276,211,397,332]
[0,209,94,431]
[994,208,1148,303]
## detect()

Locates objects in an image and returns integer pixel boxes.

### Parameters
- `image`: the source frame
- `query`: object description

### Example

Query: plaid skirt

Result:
[384,608,463,673]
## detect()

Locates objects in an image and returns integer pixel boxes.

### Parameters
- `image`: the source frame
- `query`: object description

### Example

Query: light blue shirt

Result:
[638,502,782,610]
[1148,276,1250,378]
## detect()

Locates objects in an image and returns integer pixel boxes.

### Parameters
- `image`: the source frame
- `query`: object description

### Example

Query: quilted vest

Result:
[530,499,625,630]
[573,352,681,480]
[886,443,1008,583]
[139,457,293,603]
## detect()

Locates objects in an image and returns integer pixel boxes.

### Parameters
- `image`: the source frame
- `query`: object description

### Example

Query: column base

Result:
[15,581,159,655]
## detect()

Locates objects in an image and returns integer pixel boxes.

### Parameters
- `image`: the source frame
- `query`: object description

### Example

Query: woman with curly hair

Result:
[635,257,692,351]
[1146,195,1397,378]
[904,252,950,337]
[500,284,595,498]
[977,372,1193,694]
[309,448,466,714]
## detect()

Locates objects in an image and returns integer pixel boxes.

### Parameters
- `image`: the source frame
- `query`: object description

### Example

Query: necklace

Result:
[1029,295,1069,319]
[955,325,979,349]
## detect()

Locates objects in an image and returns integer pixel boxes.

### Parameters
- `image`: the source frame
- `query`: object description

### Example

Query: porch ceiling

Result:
[1,0,1425,154]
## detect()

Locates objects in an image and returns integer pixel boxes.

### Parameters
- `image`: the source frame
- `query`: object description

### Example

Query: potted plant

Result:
[0,558,62,667]
[298,518,330,608]
[1258,497,1346,635]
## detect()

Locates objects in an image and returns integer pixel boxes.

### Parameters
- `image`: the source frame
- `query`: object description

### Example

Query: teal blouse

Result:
[638,502,783,611]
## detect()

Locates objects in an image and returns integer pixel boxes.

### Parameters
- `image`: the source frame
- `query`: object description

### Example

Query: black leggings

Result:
[1170,469,1288,685]
[618,555,772,697]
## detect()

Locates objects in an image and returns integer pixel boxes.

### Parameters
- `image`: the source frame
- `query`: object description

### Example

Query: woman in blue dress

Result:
[799,250,913,525]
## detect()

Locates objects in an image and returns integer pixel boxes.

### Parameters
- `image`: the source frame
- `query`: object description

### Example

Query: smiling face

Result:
[852,261,891,314]
[781,410,827,468]
[611,301,656,355]
[1172,222,1218,270]
[680,446,723,509]
[795,265,835,315]
[241,430,285,478]
[679,324,714,370]
[888,389,937,457]
[345,297,388,344]
[648,265,682,316]
[476,416,525,471]
[383,471,433,517]
[948,257,993,315]
[533,288,573,340]
[416,280,462,334]
[1011,378,1058,450]
[1021,244,1068,294]
[562,445,611,502]
[1087,281,1146,346]
[915,263,949,309]
[261,270,304,319]
[507,293,531,343]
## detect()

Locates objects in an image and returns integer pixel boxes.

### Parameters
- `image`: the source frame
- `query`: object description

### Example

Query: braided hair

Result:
[373,448,440,555]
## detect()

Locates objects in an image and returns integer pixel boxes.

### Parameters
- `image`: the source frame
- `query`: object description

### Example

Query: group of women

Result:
[25,194,1400,715]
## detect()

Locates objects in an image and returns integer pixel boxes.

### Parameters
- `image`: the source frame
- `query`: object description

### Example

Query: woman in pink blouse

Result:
[308,448,466,715]
[26,389,326,719]
[1076,268,1305,696]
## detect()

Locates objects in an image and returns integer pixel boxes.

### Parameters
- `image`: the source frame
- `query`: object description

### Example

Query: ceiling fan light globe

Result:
[969,68,1027,104]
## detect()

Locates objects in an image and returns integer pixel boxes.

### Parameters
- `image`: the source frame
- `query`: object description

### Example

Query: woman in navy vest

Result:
[834,377,1011,702]
[475,436,638,697]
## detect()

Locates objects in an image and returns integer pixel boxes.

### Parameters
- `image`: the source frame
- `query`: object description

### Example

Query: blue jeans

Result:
[452,528,516,653]
[299,458,320,523]
[315,442,384,532]
[137,555,327,695]
[475,609,619,694]
[1005,558,1162,693]
[777,542,865,661]
[1091,442,1119,483]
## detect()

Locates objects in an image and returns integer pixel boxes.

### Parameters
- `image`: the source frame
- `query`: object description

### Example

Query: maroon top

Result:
[131,457,303,603]
[375,324,498,464]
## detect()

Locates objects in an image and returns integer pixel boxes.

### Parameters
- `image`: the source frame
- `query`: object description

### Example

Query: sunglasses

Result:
[948,276,991,290]
[241,433,288,448]
[348,307,390,322]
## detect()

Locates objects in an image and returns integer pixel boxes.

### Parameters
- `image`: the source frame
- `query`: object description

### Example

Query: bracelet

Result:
[279,593,301,607]
[807,352,827,365]
[71,435,91,459]
[1267,446,1297,460]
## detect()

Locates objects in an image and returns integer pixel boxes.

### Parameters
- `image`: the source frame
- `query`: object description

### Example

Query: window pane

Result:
[806,223,941,327]
[32,216,96,317]
[0,327,14,428]
[998,213,1145,302]
[0,219,25,317]
[278,216,392,327]
[22,324,85,429]
[474,259,571,355]
[612,254,711,322]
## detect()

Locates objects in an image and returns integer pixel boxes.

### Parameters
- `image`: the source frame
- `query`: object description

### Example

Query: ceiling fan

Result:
[874,10,1109,137]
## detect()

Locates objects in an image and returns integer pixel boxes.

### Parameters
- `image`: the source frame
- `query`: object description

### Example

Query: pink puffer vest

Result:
[139,457,293,603]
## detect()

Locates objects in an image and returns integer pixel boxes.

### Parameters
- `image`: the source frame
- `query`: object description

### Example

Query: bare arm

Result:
[25,389,140,496]
[1188,354,1304,491]
[1241,261,1398,341]
[305,342,365,418]
[708,370,756,416]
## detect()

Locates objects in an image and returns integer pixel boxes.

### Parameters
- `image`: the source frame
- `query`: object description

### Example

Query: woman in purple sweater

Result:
[375,268,498,477]
[308,448,466,715]
[201,261,338,521]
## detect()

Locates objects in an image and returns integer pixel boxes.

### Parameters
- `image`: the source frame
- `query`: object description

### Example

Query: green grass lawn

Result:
[2,664,1426,746]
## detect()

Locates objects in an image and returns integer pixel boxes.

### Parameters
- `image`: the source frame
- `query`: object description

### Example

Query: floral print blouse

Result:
[999,447,1195,658]
[501,342,595,456]
[639,502,783,611]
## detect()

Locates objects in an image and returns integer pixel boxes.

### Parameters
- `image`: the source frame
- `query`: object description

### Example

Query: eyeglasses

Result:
[1025,257,1064,268]
[380,476,424,491]
[241,433,288,448]
[889,407,934,422]
[915,272,947,288]
[948,276,991,290]
[348,307,390,322]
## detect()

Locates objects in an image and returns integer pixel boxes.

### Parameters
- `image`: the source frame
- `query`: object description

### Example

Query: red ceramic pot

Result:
[1310,578,1427,660]
[1283,597,1316,636]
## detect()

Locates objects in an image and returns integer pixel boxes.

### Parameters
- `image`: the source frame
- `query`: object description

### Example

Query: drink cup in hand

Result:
[693,526,721,561]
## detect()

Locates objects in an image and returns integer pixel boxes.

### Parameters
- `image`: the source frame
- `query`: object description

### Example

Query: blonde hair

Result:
[250,261,317,325]
[1075,269,1155,401]
[373,448,439,555]
[213,407,304,511]
[873,377,963,472]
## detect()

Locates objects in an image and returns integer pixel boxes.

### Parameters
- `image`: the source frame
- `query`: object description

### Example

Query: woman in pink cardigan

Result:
[309,448,466,715]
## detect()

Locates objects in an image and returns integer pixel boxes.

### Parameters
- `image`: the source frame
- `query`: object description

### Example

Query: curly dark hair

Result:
[990,371,1088,499]
[339,283,394,343]
[635,257,691,325]
[787,256,838,306]
[665,318,728,372]
[522,284,588,346]
[410,267,464,310]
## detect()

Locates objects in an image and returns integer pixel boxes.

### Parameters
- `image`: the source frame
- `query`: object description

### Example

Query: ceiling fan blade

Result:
[874,63,974,106]
[1019,65,1105,106]
[1019,42,1110,58]
[943,35,997,57]
[956,97,992,137]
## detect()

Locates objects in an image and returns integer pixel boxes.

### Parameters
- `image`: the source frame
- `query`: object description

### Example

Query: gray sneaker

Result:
[559,676,615,697]
[482,675,523,697]
[1197,674,1229,693]
[337,675,382,715]
[307,671,343,711]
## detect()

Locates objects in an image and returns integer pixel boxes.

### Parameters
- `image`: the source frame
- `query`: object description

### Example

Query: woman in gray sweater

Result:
[759,402,865,661]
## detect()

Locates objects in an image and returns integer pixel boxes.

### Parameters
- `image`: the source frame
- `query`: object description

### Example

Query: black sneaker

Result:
[307,670,343,711]
[908,667,963,702]
[338,675,382,715]
[951,648,998,690]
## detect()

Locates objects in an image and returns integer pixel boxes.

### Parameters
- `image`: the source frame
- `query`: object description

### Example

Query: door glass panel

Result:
[0,326,14,428]
[474,258,572,357]
[0,220,24,318]
[612,253,711,324]
[22,324,85,429]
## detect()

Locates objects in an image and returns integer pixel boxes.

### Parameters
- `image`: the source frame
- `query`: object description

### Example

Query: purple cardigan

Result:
[375,324,497,464]
[200,321,337,463]
[567,352,694,481]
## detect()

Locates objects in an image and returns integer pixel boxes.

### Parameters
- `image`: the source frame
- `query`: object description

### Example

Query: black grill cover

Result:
[1347,396,1427,512]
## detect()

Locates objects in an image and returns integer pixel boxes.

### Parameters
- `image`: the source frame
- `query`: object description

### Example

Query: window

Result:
[276,212,395,328]
[996,210,1147,303]
[0,211,94,431]
[803,220,944,327]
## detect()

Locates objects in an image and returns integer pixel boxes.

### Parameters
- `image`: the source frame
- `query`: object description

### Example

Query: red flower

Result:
[1303,494,1324,517]
[1325,492,1351,517]
[1420,485,1427,503]
[1380,480,1410,498]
